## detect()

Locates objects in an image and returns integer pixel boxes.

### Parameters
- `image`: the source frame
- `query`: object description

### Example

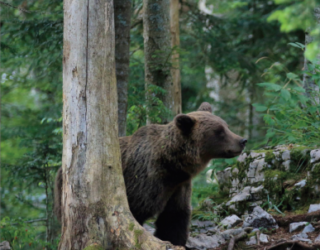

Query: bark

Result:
[115,0,131,137]
[170,0,182,116]
[143,0,173,124]
[60,1,178,249]
[303,7,320,101]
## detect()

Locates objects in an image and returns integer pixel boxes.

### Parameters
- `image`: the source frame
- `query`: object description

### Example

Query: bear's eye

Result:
[215,126,225,137]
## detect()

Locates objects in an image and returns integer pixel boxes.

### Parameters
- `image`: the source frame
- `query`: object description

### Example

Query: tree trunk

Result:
[115,0,131,137]
[170,0,182,116]
[143,0,173,124]
[303,7,320,101]
[60,1,178,249]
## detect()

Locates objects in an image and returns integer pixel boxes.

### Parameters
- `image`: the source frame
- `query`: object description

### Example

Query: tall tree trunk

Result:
[303,7,320,101]
[170,0,182,115]
[115,0,131,137]
[143,0,173,124]
[60,1,177,249]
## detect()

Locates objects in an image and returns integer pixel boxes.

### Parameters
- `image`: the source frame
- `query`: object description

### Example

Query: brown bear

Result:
[54,102,246,247]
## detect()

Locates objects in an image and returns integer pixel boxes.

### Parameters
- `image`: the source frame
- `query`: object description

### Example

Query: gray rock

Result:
[226,186,251,206]
[186,233,226,250]
[143,224,155,234]
[282,160,291,171]
[0,242,10,250]
[251,185,264,200]
[308,204,320,213]
[206,227,219,235]
[243,206,278,229]
[302,224,315,233]
[259,233,269,243]
[250,152,265,159]
[238,153,248,163]
[282,150,290,161]
[294,179,306,188]
[247,159,266,184]
[289,222,308,233]
[291,232,312,243]
[216,168,232,192]
[220,228,244,240]
[246,236,257,246]
[315,234,320,243]
[191,220,215,228]
[220,215,242,229]
[310,149,320,163]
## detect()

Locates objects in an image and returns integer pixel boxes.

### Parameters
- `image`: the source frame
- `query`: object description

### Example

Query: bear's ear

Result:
[174,114,196,133]
[198,102,212,113]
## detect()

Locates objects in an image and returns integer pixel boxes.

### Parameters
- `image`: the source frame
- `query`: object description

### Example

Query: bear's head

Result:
[174,102,247,162]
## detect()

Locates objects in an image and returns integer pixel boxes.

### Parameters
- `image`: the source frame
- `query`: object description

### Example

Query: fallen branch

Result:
[227,232,247,250]
[267,240,320,250]
[256,230,260,246]
[273,210,320,227]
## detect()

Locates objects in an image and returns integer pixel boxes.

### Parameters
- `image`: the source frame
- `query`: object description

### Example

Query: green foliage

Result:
[1,0,63,247]
[0,217,59,250]
[253,58,320,147]
[268,0,320,60]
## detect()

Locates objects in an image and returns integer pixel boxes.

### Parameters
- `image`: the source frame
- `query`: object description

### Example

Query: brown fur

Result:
[54,102,246,246]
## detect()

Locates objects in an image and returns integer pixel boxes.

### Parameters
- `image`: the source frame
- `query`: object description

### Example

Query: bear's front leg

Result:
[154,182,191,246]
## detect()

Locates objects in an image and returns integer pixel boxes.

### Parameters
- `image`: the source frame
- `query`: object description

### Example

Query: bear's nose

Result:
[240,139,247,147]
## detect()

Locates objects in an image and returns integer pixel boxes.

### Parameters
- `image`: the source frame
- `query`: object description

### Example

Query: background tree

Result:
[303,7,320,100]
[170,0,182,115]
[115,0,132,136]
[143,0,174,124]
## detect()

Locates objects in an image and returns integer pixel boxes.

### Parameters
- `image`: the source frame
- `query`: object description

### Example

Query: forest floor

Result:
[185,208,320,250]
[214,226,320,250]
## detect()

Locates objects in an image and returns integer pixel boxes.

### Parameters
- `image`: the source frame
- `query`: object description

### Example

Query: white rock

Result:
[310,149,320,163]
[220,228,244,240]
[291,232,312,243]
[282,160,291,171]
[243,206,278,229]
[191,220,215,228]
[237,153,248,163]
[251,185,264,200]
[206,169,215,184]
[251,185,264,194]
[216,168,232,192]
[0,241,11,250]
[186,233,226,250]
[220,215,242,229]
[315,234,320,243]
[247,159,266,184]
[282,150,290,161]
[294,179,306,188]
[143,224,155,234]
[259,233,269,243]
[250,152,265,159]
[246,236,257,246]
[302,224,315,233]
[273,151,281,161]
[289,222,308,233]
[294,232,308,239]
[226,186,251,206]
[308,204,320,213]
